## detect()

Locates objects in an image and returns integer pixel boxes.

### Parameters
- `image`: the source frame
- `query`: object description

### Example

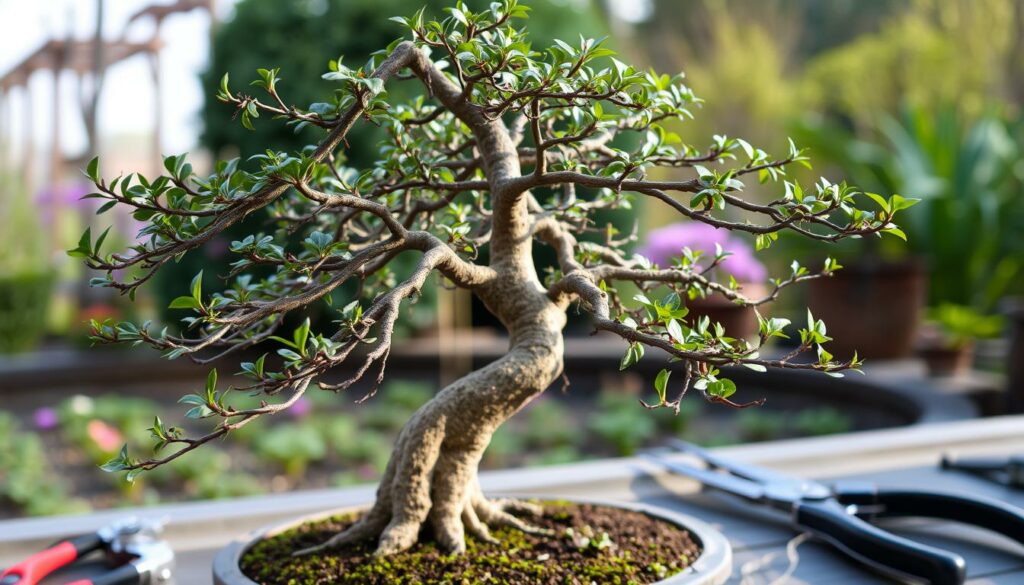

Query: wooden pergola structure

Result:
[0,0,212,257]
[0,0,212,193]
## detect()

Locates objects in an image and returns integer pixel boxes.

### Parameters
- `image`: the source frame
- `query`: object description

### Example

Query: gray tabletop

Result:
[6,415,1024,584]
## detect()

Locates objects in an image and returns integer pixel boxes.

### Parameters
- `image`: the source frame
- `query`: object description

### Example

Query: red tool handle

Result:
[0,534,102,585]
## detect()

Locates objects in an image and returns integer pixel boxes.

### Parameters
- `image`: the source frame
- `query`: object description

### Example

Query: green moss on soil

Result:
[240,501,701,584]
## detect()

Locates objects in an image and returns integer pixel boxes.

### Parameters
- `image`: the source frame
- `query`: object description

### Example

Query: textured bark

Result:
[296,42,569,557]
[297,283,567,556]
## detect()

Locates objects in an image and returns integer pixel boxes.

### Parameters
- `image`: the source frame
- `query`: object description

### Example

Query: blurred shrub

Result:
[253,424,328,478]
[588,392,657,456]
[736,410,787,442]
[0,412,89,516]
[792,407,853,437]
[0,175,52,353]
[0,273,53,353]
[792,106,1024,309]
[800,0,1022,131]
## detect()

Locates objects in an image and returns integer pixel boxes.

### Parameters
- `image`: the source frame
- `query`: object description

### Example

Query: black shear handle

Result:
[795,499,966,585]
[857,489,1024,547]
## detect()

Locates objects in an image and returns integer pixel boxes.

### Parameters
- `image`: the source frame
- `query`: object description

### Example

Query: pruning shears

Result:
[0,518,173,585]
[646,440,1024,584]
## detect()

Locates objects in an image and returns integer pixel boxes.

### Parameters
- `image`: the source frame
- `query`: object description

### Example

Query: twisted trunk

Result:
[296,41,566,557]
[299,278,567,556]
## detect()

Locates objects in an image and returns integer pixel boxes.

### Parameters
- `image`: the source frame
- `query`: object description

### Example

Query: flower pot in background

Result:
[918,342,974,378]
[640,223,768,341]
[806,260,925,360]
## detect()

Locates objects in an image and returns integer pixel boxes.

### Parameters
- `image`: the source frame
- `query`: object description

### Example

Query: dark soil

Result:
[240,501,701,584]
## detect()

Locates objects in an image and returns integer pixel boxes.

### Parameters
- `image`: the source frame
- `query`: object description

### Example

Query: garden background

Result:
[1,0,1022,519]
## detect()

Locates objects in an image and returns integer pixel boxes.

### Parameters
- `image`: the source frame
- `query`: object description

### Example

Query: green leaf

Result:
[888,194,919,212]
[882,226,908,241]
[667,319,684,342]
[168,296,199,310]
[619,342,644,370]
[654,369,671,402]
[85,156,100,182]
[100,444,130,472]
[184,405,214,419]
[191,271,204,304]
[865,192,890,214]
[68,227,92,258]
[205,369,218,399]
[707,378,737,399]
[294,318,311,356]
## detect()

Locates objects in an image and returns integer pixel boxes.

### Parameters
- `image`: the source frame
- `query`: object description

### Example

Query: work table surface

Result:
[3,415,1023,584]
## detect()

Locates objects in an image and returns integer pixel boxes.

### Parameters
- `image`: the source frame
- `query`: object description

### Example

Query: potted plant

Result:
[918,303,1004,378]
[638,222,767,339]
[71,2,910,582]
[794,106,1024,360]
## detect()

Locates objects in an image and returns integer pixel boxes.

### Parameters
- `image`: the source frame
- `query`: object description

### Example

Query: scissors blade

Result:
[643,453,766,503]
[668,439,812,487]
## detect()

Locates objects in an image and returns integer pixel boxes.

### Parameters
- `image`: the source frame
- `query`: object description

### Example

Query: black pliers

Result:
[646,440,1024,585]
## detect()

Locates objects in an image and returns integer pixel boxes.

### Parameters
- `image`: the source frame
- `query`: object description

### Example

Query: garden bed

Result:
[0,335,974,519]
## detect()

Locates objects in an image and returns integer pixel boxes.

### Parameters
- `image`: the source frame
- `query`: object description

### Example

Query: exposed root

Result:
[292,486,550,556]
[294,304,565,558]
[291,513,387,556]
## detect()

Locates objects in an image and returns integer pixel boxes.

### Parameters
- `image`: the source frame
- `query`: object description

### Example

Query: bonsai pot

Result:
[806,260,925,359]
[918,341,974,378]
[212,496,732,585]
[686,283,766,340]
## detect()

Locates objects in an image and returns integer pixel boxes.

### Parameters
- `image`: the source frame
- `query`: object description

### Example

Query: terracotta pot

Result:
[919,342,974,378]
[212,496,733,585]
[806,260,925,360]
[686,283,766,340]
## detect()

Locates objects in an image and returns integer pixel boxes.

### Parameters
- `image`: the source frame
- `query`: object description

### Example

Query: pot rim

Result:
[212,494,732,585]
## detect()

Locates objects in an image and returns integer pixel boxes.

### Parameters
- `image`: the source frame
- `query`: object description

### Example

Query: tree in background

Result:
[75,1,910,554]
[200,0,609,163]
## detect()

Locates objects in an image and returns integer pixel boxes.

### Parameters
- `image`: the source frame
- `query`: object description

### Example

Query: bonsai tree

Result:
[72,0,913,557]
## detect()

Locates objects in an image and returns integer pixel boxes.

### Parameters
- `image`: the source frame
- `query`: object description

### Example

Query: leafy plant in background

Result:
[0,413,89,516]
[792,407,852,437]
[253,424,328,478]
[74,0,907,557]
[0,175,53,353]
[930,304,1006,350]
[800,0,1024,132]
[735,409,786,442]
[793,105,1024,312]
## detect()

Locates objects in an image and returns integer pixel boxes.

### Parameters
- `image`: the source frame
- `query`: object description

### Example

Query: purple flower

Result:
[638,222,767,283]
[35,182,94,208]
[33,407,59,430]
[288,397,312,419]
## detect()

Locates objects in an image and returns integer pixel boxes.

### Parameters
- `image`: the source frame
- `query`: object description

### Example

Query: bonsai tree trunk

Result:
[299,48,571,552]
[311,294,566,555]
